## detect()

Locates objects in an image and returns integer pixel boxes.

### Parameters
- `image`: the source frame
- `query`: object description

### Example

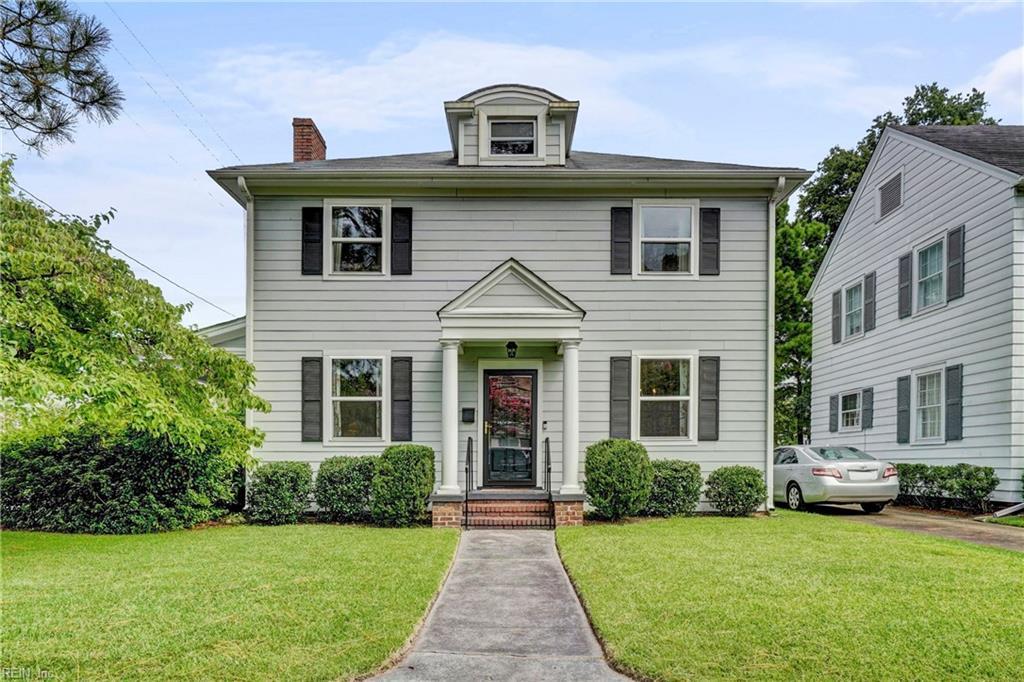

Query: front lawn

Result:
[558,512,1023,681]
[2,524,458,680]
[988,515,1024,528]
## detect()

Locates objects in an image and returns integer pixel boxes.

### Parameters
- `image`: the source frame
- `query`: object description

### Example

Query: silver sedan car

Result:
[773,445,899,513]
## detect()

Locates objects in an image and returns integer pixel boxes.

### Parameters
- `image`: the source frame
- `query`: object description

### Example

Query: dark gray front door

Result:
[482,369,537,487]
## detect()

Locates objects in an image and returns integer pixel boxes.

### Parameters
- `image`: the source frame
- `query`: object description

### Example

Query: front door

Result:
[482,369,538,487]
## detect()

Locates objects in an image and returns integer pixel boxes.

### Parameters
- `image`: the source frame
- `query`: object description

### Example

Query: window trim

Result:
[842,279,864,341]
[839,390,862,433]
[910,364,945,445]
[323,351,391,445]
[487,118,537,157]
[913,236,946,314]
[630,351,698,444]
[876,168,904,221]
[322,198,392,279]
[631,199,701,280]
[477,104,547,165]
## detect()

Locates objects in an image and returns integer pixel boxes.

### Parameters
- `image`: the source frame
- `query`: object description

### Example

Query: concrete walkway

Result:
[817,505,1024,552]
[376,530,627,681]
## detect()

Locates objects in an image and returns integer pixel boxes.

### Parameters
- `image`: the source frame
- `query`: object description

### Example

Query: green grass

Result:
[2,524,458,681]
[558,512,1024,681]
[988,515,1024,528]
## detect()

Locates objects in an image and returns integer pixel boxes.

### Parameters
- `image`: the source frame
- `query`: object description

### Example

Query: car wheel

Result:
[786,483,804,511]
[861,502,886,514]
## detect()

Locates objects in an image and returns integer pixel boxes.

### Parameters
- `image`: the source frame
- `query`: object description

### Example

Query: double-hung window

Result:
[634,200,699,276]
[330,357,386,439]
[840,391,861,431]
[635,356,694,439]
[914,369,943,441]
[916,240,944,311]
[489,119,536,155]
[844,282,863,338]
[326,200,390,275]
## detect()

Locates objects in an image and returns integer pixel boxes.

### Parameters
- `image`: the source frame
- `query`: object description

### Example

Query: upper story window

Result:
[843,282,863,337]
[325,199,391,276]
[633,200,699,277]
[635,355,695,439]
[489,119,536,155]
[330,357,385,439]
[916,240,944,310]
[878,171,903,219]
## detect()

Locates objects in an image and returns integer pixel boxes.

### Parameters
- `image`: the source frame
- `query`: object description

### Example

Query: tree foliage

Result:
[1,0,123,151]
[0,159,267,461]
[796,83,997,236]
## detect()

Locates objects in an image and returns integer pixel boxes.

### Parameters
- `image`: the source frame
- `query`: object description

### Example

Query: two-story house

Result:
[808,125,1024,503]
[207,84,809,526]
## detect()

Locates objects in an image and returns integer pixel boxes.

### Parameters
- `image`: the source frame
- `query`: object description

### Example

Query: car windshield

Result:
[810,447,875,461]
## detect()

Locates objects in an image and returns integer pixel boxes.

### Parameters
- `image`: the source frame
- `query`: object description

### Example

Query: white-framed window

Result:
[843,281,863,338]
[632,199,700,278]
[323,199,391,277]
[632,353,697,440]
[912,367,944,443]
[326,355,389,442]
[916,239,944,311]
[489,119,536,156]
[840,391,861,431]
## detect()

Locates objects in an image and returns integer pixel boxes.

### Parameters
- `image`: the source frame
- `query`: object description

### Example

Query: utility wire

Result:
[104,2,244,164]
[10,181,239,318]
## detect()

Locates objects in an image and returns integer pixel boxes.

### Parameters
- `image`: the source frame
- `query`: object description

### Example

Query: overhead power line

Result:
[10,181,238,318]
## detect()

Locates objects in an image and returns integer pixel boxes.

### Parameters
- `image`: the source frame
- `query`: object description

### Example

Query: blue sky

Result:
[9,1,1022,327]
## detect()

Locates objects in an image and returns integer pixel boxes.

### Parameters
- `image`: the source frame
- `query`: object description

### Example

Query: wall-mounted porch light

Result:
[505,341,518,358]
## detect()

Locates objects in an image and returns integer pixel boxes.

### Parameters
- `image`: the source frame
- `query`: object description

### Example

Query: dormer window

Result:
[489,119,536,155]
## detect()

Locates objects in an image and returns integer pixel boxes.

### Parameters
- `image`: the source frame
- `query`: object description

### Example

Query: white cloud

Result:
[951,0,1019,18]
[969,45,1024,121]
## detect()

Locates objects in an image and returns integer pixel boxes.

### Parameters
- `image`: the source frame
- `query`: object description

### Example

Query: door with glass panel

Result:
[482,369,537,487]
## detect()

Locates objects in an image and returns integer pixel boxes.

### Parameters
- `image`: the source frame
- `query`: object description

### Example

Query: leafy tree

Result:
[797,83,997,236]
[0,158,267,462]
[1,0,123,151]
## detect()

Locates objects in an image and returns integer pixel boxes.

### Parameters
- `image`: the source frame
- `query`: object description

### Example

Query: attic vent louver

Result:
[878,173,902,218]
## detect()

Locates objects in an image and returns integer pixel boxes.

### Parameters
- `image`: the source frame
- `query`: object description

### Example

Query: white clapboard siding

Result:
[810,132,1022,501]
[251,195,770,488]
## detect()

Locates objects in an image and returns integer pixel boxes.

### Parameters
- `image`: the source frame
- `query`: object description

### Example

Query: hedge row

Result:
[247,444,434,527]
[895,462,1000,513]
[584,439,766,519]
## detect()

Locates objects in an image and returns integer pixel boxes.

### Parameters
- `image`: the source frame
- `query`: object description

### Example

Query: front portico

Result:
[432,259,586,526]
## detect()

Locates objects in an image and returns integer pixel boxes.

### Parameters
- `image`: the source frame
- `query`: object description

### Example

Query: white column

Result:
[438,340,461,495]
[560,339,582,495]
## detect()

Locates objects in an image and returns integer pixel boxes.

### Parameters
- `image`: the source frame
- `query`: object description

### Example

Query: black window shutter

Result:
[609,357,631,438]
[863,272,877,332]
[391,207,413,276]
[697,356,720,441]
[831,290,842,344]
[896,375,911,443]
[391,356,413,441]
[301,357,323,442]
[610,207,632,275]
[301,207,323,276]
[828,394,839,433]
[945,364,963,441]
[898,253,912,319]
[861,387,874,429]
[946,225,965,301]
[699,208,721,276]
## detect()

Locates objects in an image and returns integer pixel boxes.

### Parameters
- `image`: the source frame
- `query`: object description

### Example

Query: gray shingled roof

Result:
[212,150,806,175]
[893,125,1024,175]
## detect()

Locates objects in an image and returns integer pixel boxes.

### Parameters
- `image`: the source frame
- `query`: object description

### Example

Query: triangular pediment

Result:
[439,259,584,318]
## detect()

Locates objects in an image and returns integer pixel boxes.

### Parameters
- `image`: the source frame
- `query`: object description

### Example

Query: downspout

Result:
[237,176,255,430]
[765,176,786,511]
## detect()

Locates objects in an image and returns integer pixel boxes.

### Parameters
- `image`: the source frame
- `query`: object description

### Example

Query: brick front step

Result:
[465,502,551,515]
[465,515,554,528]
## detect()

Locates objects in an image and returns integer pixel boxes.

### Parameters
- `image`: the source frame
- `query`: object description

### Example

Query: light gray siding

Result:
[811,133,1021,501]
[251,194,770,488]
[460,120,478,165]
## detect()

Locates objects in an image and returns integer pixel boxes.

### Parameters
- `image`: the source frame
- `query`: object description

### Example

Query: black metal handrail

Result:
[544,437,554,529]
[464,437,473,529]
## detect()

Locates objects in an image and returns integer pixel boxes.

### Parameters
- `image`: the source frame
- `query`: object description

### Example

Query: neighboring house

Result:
[207,84,809,526]
[808,125,1024,503]
[197,315,246,358]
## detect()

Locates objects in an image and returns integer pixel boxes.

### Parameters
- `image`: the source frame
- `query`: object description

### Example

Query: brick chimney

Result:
[292,117,326,162]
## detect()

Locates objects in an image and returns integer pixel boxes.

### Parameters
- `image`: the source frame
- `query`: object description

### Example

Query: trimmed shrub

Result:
[584,439,654,520]
[247,461,312,525]
[895,462,1000,512]
[946,463,1000,513]
[0,427,235,534]
[705,465,766,517]
[370,445,434,527]
[315,455,376,523]
[644,460,702,517]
